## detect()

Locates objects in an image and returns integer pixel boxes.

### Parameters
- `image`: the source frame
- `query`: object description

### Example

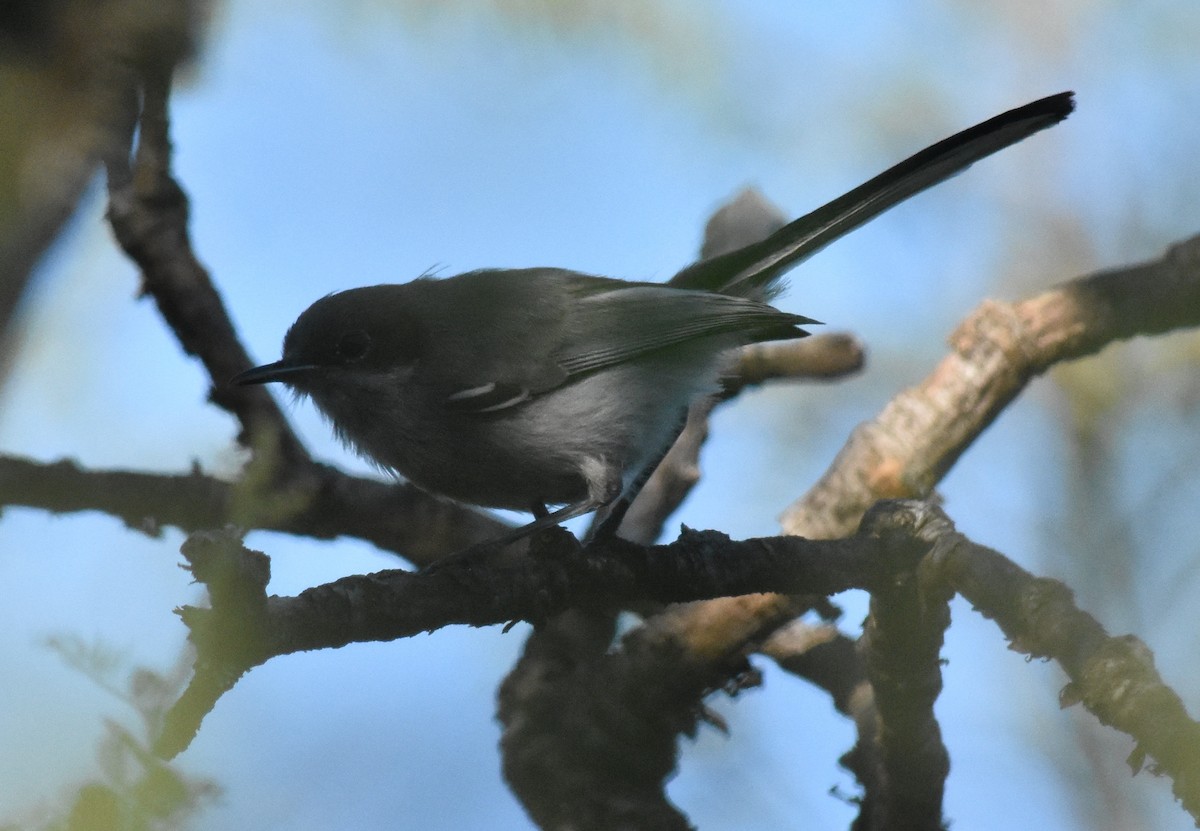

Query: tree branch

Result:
[0,453,507,563]
[103,64,311,475]
[785,232,1200,539]
[157,500,935,760]
[859,518,955,830]
[501,500,1200,829]
[930,531,1200,823]
[497,501,945,829]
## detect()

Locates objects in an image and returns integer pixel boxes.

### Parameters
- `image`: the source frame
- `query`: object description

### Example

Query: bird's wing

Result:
[416,269,573,413]
[554,283,813,377]
[433,272,813,414]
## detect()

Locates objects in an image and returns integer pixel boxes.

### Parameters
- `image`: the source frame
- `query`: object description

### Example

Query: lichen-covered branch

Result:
[930,532,1200,823]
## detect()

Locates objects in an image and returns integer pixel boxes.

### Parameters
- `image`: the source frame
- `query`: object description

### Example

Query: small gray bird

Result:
[235,93,1074,544]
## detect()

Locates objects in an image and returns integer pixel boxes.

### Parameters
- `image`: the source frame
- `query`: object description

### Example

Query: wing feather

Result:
[556,286,813,376]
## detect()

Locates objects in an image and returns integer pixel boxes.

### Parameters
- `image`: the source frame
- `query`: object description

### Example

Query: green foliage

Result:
[2,637,219,831]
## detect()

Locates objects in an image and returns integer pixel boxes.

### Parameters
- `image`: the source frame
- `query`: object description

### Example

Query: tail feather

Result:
[670,92,1075,298]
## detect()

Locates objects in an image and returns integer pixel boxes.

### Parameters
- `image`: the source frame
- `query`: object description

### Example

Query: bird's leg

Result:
[463,406,689,553]
[586,408,689,543]
[481,499,607,550]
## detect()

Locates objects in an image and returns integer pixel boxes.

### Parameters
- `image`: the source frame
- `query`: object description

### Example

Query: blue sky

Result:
[2,1,1199,829]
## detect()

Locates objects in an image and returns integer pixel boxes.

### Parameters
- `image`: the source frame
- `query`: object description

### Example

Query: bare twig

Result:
[785,232,1200,538]
[730,332,865,388]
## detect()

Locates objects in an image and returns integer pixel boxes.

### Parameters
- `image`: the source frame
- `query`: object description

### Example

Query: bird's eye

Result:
[337,330,371,361]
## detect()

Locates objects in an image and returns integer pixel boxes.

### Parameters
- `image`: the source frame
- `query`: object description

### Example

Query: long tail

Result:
[670,91,1075,297]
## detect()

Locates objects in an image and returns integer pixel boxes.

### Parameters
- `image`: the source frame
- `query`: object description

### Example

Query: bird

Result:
[234,92,1074,546]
